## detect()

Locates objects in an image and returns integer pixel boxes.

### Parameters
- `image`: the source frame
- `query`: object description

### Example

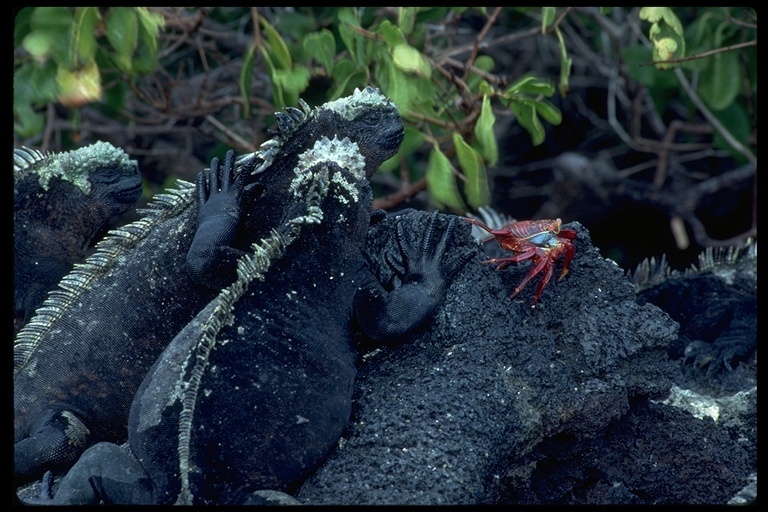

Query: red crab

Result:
[464,217,576,304]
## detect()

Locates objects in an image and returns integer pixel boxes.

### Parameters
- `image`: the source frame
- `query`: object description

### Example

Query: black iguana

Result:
[39,93,473,505]
[13,87,425,488]
[13,142,142,332]
[629,239,757,384]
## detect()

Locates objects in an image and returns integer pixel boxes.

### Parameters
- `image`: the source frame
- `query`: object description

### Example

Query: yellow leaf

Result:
[56,59,102,107]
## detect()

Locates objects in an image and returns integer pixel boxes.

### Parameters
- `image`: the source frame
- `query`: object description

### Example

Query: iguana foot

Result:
[14,410,91,486]
[356,211,474,342]
[242,490,303,505]
[386,211,475,293]
[186,150,251,289]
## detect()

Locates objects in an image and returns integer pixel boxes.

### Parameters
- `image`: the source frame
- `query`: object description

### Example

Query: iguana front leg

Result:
[354,211,473,341]
[28,442,155,505]
[185,150,249,289]
[14,410,91,487]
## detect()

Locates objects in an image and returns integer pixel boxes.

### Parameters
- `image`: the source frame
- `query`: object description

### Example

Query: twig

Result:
[640,39,756,66]
[654,121,712,188]
[436,25,541,60]
[673,68,756,165]
[461,7,502,82]
[41,103,56,153]
[204,115,257,152]
[372,178,428,210]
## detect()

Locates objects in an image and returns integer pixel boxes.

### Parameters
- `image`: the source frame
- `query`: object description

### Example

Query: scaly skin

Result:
[39,92,473,505]
[13,88,420,489]
[13,142,142,330]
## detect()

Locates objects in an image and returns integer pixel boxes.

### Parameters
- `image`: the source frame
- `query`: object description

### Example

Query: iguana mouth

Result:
[386,125,405,150]
[114,179,144,204]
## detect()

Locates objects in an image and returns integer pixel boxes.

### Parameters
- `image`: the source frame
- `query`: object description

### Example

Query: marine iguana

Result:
[13,87,422,488]
[39,105,473,504]
[13,142,142,331]
[629,239,757,387]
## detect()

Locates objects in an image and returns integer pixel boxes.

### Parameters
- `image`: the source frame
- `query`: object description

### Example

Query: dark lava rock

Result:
[297,210,691,504]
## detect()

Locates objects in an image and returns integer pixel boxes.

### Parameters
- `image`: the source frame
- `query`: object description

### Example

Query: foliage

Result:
[252,7,564,212]
[626,7,756,163]
[13,7,757,222]
[14,7,164,137]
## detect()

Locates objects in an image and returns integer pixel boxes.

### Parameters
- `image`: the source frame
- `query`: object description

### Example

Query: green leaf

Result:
[129,44,159,75]
[240,43,256,118]
[302,29,335,74]
[377,19,406,48]
[379,125,423,173]
[382,59,417,117]
[392,43,431,78]
[105,7,138,73]
[14,102,45,138]
[621,44,679,92]
[478,81,495,96]
[506,74,555,96]
[641,7,681,33]
[135,7,165,55]
[330,58,368,100]
[541,7,556,32]
[398,7,419,35]
[337,7,365,67]
[14,59,56,137]
[640,7,685,69]
[30,7,73,30]
[56,58,102,107]
[474,95,498,166]
[21,31,55,61]
[467,55,494,90]
[698,50,740,111]
[474,55,494,73]
[711,101,751,164]
[14,59,59,104]
[426,144,467,212]
[534,98,562,125]
[71,8,100,63]
[260,16,292,70]
[555,25,571,96]
[259,46,284,107]
[559,54,572,96]
[453,132,490,209]
[273,65,310,108]
[621,45,655,86]
[23,8,73,65]
[660,8,684,36]
[14,7,34,48]
[511,100,545,146]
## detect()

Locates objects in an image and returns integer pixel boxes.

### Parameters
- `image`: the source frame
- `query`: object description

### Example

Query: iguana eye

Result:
[89,166,125,185]
[357,110,383,126]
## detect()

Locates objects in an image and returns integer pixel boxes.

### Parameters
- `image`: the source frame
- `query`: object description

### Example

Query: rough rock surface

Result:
[15,211,755,504]
[296,213,755,504]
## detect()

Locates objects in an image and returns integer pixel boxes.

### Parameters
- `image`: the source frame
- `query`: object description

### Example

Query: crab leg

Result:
[511,251,551,303]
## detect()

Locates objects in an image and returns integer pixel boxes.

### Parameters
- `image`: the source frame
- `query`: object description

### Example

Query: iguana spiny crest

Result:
[629,239,756,379]
[37,89,471,505]
[13,142,142,332]
[13,87,403,490]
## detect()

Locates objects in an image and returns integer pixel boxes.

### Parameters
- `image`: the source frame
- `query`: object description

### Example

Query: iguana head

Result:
[14,142,143,212]
[236,88,404,240]
[318,86,404,179]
